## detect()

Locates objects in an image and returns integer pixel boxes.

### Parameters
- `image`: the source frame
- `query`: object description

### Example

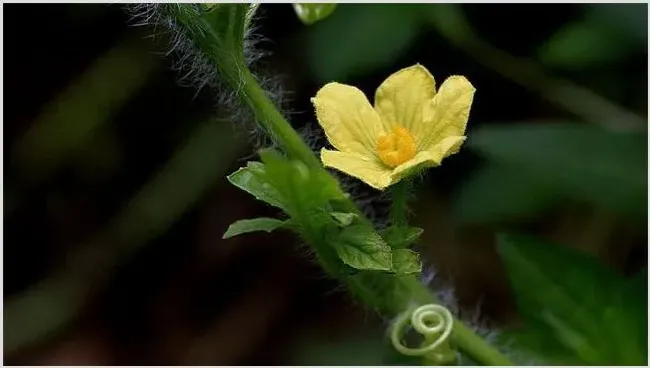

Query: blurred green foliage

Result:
[306,5,423,82]
[538,4,647,69]
[498,234,647,365]
[456,123,647,223]
[5,3,647,365]
[13,39,159,182]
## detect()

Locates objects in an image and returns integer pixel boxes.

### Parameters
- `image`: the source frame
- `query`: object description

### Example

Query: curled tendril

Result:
[390,303,456,362]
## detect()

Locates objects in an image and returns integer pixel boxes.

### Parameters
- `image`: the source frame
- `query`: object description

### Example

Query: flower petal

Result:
[391,151,438,179]
[430,135,467,161]
[392,136,467,179]
[419,76,475,151]
[321,149,394,190]
[312,83,383,155]
[374,64,436,137]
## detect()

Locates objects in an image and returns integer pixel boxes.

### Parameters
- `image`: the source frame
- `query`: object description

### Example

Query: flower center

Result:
[376,125,416,168]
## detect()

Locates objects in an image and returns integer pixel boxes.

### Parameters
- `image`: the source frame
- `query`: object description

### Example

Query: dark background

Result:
[4,3,647,365]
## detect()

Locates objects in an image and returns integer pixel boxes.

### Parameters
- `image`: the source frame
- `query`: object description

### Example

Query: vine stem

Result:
[390,180,411,226]
[228,63,513,366]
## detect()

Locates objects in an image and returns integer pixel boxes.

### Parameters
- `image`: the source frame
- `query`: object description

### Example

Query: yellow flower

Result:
[311,64,476,190]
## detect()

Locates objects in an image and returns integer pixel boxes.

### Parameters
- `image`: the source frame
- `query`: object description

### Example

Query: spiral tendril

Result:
[390,303,455,359]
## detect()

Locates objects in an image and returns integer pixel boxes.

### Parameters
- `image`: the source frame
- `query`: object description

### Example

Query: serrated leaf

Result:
[330,212,357,227]
[468,123,647,216]
[497,233,647,365]
[227,163,288,212]
[222,217,286,239]
[391,249,421,274]
[380,226,423,249]
[259,150,346,218]
[333,225,392,271]
[293,3,337,25]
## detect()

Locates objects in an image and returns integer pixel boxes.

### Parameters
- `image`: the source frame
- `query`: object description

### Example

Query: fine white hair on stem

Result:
[124,3,289,153]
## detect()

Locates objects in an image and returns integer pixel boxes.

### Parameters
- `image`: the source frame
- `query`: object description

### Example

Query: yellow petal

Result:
[391,151,437,179]
[321,149,394,190]
[419,76,475,151]
[312,83,383,155]
[374,64,436,138]
[429,135,467,161]
[392,136,467,179]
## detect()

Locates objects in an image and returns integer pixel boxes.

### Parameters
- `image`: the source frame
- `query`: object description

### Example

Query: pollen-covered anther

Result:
[376,126,417,168]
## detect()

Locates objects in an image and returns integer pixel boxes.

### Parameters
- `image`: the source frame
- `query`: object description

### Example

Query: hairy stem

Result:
[239,67,322,169]
[220,61,513,366]
[390,180,411,227]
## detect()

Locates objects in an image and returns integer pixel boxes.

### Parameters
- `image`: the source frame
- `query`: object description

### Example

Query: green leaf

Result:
[306,4,422,82]
[538,4,647,69]
[497,233,647,365]
[468,123,647,216]
[293,3,337,25]
[227,162,288,212]
[330,212,358,227]
[258,150,346,219]
[453,163,560,224]
[380,226,424,249]
[391,249,422,274]
[333,225,392,271]
[222,217,286,239]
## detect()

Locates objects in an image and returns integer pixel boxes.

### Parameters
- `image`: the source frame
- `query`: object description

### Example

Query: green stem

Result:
[390,180,411,227]
[240,67,322,169]
[153,4,511,364]
[228,64,512,366]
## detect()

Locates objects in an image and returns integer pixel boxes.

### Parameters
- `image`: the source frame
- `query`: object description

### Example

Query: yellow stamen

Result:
[376,126,416,168]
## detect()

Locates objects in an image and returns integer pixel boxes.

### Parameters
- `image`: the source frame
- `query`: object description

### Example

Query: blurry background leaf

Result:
[538,4,647,69]
[293,3,337,25]
[290,330,419,365]
[4,3,647,365]
[497,233,647,365]
[5,119,246,354]
[468,123,647,216]
[306,4,422,82]
[453,164,559,224]
[12,38,159,183]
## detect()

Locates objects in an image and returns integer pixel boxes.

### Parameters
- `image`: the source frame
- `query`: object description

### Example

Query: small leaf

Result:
[293,3,337,25]
[380,226,424,249]
[227,163,288,212]
[497,233,647,365]
[258,150,346,219]
[223,218,286,239]
[330,212,357,227]
[391,249,421,274]
[333,225,392,271]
